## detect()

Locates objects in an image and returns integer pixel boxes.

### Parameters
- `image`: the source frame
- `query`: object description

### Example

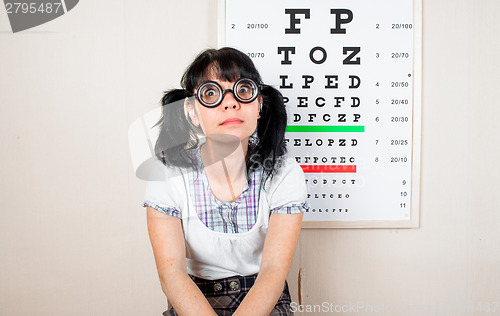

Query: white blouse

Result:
[143,153,309,280]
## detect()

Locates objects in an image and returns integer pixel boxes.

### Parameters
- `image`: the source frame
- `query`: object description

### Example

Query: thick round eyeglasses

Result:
[194,78,260,108]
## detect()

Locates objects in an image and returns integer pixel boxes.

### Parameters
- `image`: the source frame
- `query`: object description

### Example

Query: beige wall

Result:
[1,0,499,315]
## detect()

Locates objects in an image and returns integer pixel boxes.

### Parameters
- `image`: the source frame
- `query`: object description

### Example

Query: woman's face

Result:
[187,75,261,144]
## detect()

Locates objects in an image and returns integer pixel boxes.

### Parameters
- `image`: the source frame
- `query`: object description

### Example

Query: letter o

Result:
[309,46,327,64]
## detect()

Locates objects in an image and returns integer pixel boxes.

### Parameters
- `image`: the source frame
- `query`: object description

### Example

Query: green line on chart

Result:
[285,125,365,132]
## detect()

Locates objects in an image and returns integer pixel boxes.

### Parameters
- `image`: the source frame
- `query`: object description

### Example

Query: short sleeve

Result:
[267,157,310,215]
[142,160,183,219]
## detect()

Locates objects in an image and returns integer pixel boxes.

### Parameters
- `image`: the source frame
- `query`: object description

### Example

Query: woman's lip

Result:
[220,118,243,125]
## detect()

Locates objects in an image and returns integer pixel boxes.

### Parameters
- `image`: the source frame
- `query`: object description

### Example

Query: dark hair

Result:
[153,47,288,185]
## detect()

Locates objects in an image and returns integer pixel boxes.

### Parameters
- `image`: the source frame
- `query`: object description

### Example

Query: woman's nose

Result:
[220,90,240,110]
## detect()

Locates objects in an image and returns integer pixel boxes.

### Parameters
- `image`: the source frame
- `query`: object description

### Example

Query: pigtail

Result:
[160,88,187,106]
[153,89,200,168]
[247,84,288,185]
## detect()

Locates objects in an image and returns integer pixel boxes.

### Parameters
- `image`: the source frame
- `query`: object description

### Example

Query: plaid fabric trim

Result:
[143,201,181,218]
[270,201,310,215]
[163,274,293,316]
[188,147,263,233]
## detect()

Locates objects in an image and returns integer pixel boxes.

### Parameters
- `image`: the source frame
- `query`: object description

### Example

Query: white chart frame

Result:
[217,0,422,228]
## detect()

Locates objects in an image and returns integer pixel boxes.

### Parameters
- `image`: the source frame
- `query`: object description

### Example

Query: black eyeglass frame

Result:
[193,77,261,108]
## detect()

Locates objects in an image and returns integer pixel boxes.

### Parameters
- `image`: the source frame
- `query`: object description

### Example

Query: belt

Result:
[189,273,258,297]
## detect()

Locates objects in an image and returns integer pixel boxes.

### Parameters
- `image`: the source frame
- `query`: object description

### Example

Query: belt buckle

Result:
[227,278,241,294]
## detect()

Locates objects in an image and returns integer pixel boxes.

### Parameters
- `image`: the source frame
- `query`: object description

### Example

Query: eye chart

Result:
[221,0,422,228]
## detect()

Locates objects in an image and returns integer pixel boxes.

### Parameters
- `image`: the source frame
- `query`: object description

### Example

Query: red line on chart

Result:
[300,165,357,173]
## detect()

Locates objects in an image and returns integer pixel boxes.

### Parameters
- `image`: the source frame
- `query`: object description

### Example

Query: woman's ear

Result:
[184,97,200,127]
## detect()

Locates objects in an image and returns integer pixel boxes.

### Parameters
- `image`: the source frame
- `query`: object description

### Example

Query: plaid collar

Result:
[193,146,256,205]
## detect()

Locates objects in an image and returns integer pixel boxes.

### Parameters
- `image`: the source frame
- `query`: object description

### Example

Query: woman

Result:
[143,47,309,315]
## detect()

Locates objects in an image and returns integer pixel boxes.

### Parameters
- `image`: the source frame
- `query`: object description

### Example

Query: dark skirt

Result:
[163,273,293,316]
